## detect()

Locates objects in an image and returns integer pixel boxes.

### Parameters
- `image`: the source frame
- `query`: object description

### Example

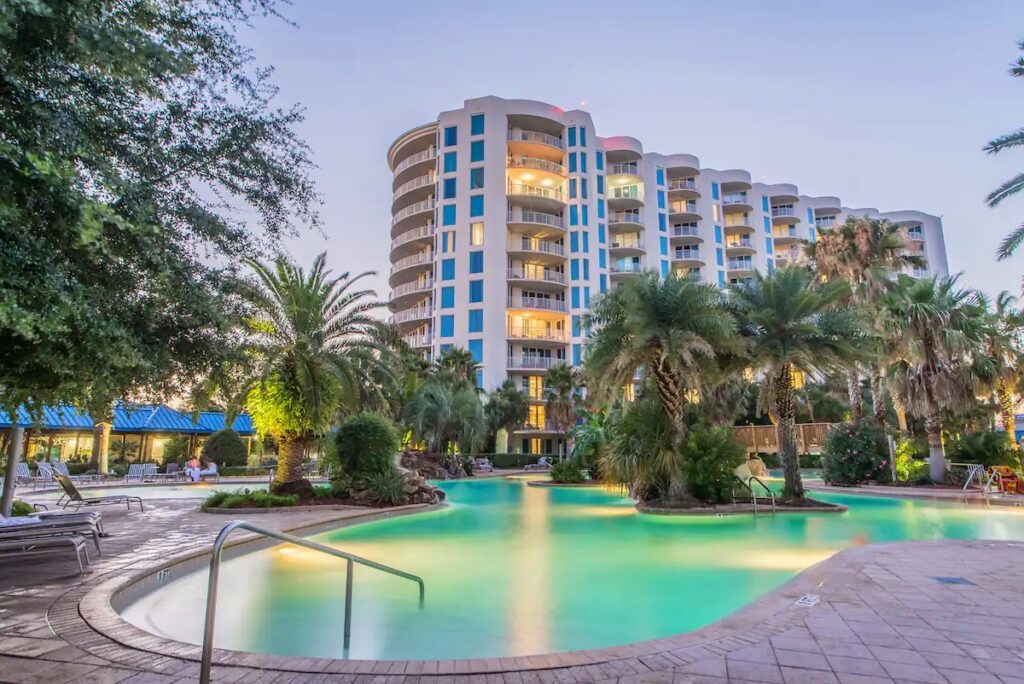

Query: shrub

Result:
[680,424,746,503]
[201,429,247,467]
[895,436,929,482]
[549,459,586,484]
[822,422,891,485]
[945,430,1019,469]
[162,436,191,464]
[201,488,298,510]
[11,499,34,516]
[66,463,93,475]
[331,413,399,479]
[361,470,406,505]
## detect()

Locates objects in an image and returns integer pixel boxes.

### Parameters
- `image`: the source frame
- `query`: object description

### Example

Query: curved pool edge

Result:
[73,509,964,677]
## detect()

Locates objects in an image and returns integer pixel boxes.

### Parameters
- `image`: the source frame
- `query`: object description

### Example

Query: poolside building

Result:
[387,96,951,454]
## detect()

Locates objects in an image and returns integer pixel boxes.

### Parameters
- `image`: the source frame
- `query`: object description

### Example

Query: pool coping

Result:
[77,495,824,677]
[806,482,1024,507]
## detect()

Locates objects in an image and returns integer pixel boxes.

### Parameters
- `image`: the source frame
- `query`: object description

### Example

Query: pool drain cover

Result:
[931,576,975,585]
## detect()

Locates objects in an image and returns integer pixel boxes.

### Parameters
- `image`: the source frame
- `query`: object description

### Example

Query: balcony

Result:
[508,236,565,260]
[815,216,838,230]
[725,237,755,252]
[389,278,434,307]
[392,172,436,210]
[507,325,568,343]
[403,332,433,348]
[671,248,703,265]
[727,259,755,272]
[722,193,753,213]
[668,201,701,220]
[390,223,435,254]
[668,178,699,194]
[724,217,755,233]
[507,129,565,150]
[607,185,644,209]
[392,197,435,235]
[507,296,568,313]
[507,267,567,286]
[907,229,924,242]
[389,251,434,286]
[390,305,433,326]
[506,209,565,232]
[507,156,566,177]
[515,419,560,433]
[508,356,559,371]
[392,146,437,178]
[611,262,643,277]
[671,224,702,242]
[772,226,800,243]
[607,162,642,182]
[610,236,644,254]
[771,206,797,218]
[507,181,567,211]
[608,211,643,230]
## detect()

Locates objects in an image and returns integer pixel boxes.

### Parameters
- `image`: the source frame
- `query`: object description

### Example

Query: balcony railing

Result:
[507,182,567,203]
[772,227,799,239]
[518,420,558,432]
[403,332,432,348]
[612,263,642,274]
[390,306,433,325]
[390,278,434,299]
[722,193,749,205]
[507,130,564,149]
[390,251,434,274]
[392,172,436,201]
[608,162,640,175]
[669,202,698,214]
[608,185,644,201]
[771,206,797,218]
[815,216,837,229]
[611,236,643,249]
[726,238,753,249]
[393,146,437,175]
[506,267,566,284]
[507,210,565,230]
[907,229,924,241]
[673,248,701,260]
[507,296,567,312]
[609,211,643,225]
[727,259,754,271]
[507,156,566,176]
[508,356,558,370]
[507,326,568,342]
[509,237,564,256]
[668,179,698,192]
[724,217,753,229]
[672,224,700,237]
[391,224,435,251]
[392,197,435,225]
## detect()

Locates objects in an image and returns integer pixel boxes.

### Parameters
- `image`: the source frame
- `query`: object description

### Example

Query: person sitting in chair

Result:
[198,459,218,481]
[185,456,201,483]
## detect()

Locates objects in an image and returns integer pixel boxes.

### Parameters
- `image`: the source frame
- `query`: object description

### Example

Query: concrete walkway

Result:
[1,493,1023,682]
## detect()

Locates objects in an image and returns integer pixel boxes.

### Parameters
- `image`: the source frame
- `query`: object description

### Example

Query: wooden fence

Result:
[731,423,836,455]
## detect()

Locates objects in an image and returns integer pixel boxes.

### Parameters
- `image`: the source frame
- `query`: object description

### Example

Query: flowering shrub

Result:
[822,422,891,485]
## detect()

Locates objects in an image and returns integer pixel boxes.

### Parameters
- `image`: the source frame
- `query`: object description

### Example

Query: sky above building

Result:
[243,0,1024,299]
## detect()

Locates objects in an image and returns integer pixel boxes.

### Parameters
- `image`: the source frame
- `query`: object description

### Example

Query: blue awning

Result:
[0,403,255,436]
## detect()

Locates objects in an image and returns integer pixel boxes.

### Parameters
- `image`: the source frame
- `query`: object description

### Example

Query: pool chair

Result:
[53,462,98,484]
[16,462,44,488]
[54,473,144,512]
[123,463,149,483]
[524,456,554,471]
[990,466,1022,495]
[0,535,90,575]
[473,457,494,473]
[0,510,105,555]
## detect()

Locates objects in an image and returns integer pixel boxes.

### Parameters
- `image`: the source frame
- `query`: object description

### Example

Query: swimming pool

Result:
[30,482,269,501]
[118,477,1024,662]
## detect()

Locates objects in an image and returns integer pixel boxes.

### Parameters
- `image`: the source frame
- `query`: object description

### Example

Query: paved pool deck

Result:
[1,484,1023,683]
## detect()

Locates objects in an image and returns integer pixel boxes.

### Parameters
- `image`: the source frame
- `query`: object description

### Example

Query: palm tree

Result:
[985,39,1024,276]
[433,347,481,392]
[806,216,925,424]
[880,275,988,481]
[978,291,1024,448]
[243,253,390,495]
[730,267,862,502]
[544,363,578,456]
[584,272,738,500]
[485,380,530,452]
[403,381,487,455]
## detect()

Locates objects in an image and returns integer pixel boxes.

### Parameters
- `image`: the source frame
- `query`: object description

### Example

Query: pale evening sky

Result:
[243,0,1024,299]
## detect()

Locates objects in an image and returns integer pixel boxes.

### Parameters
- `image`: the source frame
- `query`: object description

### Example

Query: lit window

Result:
[712,204,720,222]
[470,222,484,246]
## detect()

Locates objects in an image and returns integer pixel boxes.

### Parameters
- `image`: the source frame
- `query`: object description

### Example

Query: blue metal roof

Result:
[0,404,255,435]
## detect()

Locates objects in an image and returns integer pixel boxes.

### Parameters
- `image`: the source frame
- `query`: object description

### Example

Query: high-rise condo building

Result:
[387,96,949,454]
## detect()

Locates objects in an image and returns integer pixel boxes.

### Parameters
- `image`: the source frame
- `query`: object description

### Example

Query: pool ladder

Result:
[198,520,425,683]
[732,476,776,516]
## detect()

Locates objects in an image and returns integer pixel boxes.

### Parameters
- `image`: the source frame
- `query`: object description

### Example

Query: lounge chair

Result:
[123,463,149,483]
[53,462,98,484]
[524,456,554,471]
[1,511,104,554]
[16,462,44,488]
[55,473,143,512]
[142,463,178,481]
[0,535,90,574]
[473,457,494,473]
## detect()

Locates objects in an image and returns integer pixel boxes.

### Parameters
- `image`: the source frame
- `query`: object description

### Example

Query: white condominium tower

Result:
[387,96,949,453]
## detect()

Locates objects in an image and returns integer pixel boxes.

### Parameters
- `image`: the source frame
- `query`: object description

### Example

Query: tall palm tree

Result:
[977,291,1023,448]
[403,381,487,455]
[433,347,481,392]
[730,267,862,502]
[544,363,578,456]
[880,275,988,481]
[985,39,1024,277]
[243,253,390,495]
[806,216,924,424]
[485,380,529,453]
[584,272,738,500]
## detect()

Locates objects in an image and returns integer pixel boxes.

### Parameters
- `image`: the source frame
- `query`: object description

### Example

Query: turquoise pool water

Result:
[119,477,1024,661]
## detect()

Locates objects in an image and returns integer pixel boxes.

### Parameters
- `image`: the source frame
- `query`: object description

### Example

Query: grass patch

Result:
[201,488,298,510]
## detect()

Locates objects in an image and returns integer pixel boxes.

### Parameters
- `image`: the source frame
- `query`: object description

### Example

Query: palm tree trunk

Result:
[891,389,909,433]
[925,412,946,482]
[847,371,863,422]
[652,362,689,502]
[870,373,886,430]
[273,432,309,493]
[774,365,803,503]
[996,378,1017,449]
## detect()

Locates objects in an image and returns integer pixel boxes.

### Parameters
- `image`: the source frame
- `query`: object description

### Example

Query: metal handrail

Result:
[732,475,757,515]
[199,520,425,683]
[747,476,776,516]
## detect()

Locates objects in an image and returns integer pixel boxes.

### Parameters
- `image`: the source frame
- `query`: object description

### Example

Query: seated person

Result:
[198,460,218,480]
[185,456,201,483]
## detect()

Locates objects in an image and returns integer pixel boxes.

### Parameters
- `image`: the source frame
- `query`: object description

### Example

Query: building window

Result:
[598,223,606,244]
[579,126,587,146]
[470,194,484,217]
[568,153,577,173]
[440,286,455,308]
[762,196,769,212]
[470,140,484,163]
[572,315,581,337]
[597,199,605,219]
[716,248,724,267]
[441,258,455,280]
[570,205,578,226]
[710,182,719,200]
[661,260,669,277]
[581,178,588,199]
[571,259,579,280]
[470,221,484,246]
[443,151,456,173]
[469,251,484,273]
[600,274,607,292]
[570,232,579,252]
[657,190,665,209]
[568,126,577,147]
[571,287,580,308]
[596,150,604,171]
[444,126,457,147]
[765,237,774,254]
[582,205,589,226]
[443,178,456,199]
[580,152,587,173]
[440,314,454,337]
[569,178,577,199]
[583,286,590,307]
[439,343,453,354]
[470,113,484,136]
[712,204,720,222]
[470,167,484,189]
[582,232,589,253]
[599,248,606,268]
[718,271,726,286]
[714,225,722,243]
[441,230,455,253]
[468,310,483,333]
[475,369,483,389]
[442,204,456,226]
[468,339,483,363]
[658,213,666,232]
[572,343,582,366]
[469,279,483,302]
[583,259,590,280]
[660,236,668,255]
[597,175,604,194]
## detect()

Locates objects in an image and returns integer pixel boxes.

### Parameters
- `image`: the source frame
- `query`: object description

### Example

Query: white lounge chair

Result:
[53,462,98,484]
[123,463,148,483]
[473,457,493,473]
[0,535,90,574]
[0,511,104,555]
[524,456,554,471]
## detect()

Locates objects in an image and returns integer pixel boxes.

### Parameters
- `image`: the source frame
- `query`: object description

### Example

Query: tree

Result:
[0,0,317,514]
[485,380,530,453]
[433,348,481,393]
[244,254,390,496]
[584,272,738,501]
[543,364,578,454]
[731,267,862,502]
[806,216,924,425]
[403,382,487,456]
[984,39,1024,284]
[978,292,1024,448]
[880,275,988,481]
